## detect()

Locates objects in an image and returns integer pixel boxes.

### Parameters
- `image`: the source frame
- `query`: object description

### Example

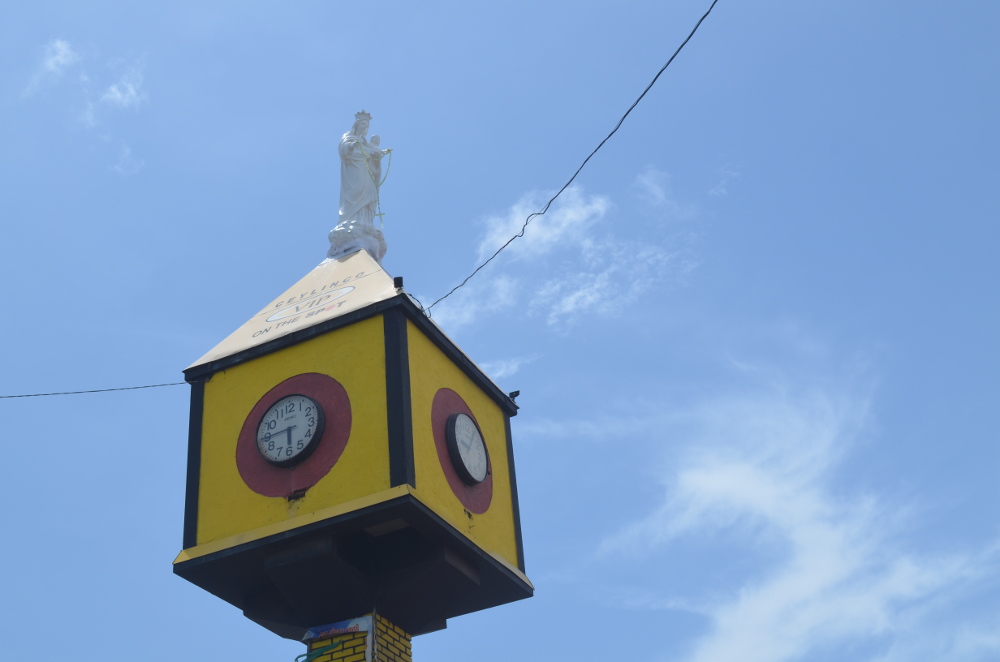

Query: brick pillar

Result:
[373,614,412,662]
[306,614,412,662]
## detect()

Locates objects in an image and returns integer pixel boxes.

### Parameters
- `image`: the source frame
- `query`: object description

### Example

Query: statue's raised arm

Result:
[326,110,391,265]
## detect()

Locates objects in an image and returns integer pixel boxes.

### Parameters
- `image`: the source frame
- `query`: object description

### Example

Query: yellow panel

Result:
[196,315,390,545]
[406,321,520,568]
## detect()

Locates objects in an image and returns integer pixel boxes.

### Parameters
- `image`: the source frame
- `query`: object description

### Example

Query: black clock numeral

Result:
[285,447,293,457]
[306,407,312,415]
[308,416,315,426]
[267,419,276,430]
[268,441,275,451]
[305,429,312,438]
[297,440,304,450]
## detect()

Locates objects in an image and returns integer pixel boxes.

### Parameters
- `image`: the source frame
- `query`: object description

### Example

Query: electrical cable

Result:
[0,382,185,399]
[426,0,720,312]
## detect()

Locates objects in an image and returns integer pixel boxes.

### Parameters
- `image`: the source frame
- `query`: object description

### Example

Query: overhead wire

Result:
[0,382,186,399]
[425,0,721,312]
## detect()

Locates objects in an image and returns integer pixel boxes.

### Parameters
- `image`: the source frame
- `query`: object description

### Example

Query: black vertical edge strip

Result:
[183,379,206,550]
[505,414,526,573]
[384,309,416,487]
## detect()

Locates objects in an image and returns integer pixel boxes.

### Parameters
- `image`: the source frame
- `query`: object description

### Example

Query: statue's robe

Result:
[338,134,381,225]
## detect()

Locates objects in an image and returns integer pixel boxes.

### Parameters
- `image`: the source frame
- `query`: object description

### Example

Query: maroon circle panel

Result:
[431,388,493,514]
[236,373,352,498]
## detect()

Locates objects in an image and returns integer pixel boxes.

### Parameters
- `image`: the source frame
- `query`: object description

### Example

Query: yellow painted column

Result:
[373,615,412,662]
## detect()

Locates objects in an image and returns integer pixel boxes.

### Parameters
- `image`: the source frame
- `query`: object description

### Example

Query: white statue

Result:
[339,113,390,226]
[327,110,392,264]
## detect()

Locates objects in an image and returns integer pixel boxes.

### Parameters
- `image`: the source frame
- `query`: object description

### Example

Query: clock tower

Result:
[173,249,532,645]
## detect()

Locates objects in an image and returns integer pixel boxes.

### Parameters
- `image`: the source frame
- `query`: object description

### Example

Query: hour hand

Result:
[267,425,295,439]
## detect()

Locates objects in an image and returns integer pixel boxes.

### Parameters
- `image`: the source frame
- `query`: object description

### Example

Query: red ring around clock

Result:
[432,388,493,514]
[236,373,352,498]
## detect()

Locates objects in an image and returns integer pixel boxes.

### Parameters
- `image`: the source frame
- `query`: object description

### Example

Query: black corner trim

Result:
[182,380,206,549]
[384,308,415,488]
[504,415,526,573]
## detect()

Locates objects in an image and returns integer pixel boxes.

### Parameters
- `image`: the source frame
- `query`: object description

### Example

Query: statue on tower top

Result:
[326,109,392,265]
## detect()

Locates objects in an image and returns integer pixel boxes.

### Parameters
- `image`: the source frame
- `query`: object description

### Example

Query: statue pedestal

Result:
[327,219,387,265]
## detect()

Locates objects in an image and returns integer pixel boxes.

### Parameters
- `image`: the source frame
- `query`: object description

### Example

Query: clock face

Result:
[446,413,489,485]
[256,394,325,467]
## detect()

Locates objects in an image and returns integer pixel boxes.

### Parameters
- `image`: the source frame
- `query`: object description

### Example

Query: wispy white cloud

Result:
[531,267,619,326]
[595,371,1000,662]
[43,39,79,74]
[478,354,540,381]
[634,166,699,220]
[23,39,80,97]
[708,163,740,198]
[113,143,144,175]
[531,242,695,327]
[430,179,698,329]
[869,578,1000,661]
[100,65,147,109]
[517,409,673,445]
[422,275,519,331]
[80,102,97,128]
[600,386,867,557]
[21,40,148,172]
[476,186,611,263]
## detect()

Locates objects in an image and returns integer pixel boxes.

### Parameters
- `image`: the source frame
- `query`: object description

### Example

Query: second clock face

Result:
[446,412,489,484]
[256,394,325,466]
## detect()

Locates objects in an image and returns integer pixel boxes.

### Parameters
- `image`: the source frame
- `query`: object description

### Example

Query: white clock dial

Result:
[446,413,489,484]
[256,394,324,466]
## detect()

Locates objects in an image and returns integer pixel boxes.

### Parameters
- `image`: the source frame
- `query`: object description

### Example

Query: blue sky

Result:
[3,1,999,660]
